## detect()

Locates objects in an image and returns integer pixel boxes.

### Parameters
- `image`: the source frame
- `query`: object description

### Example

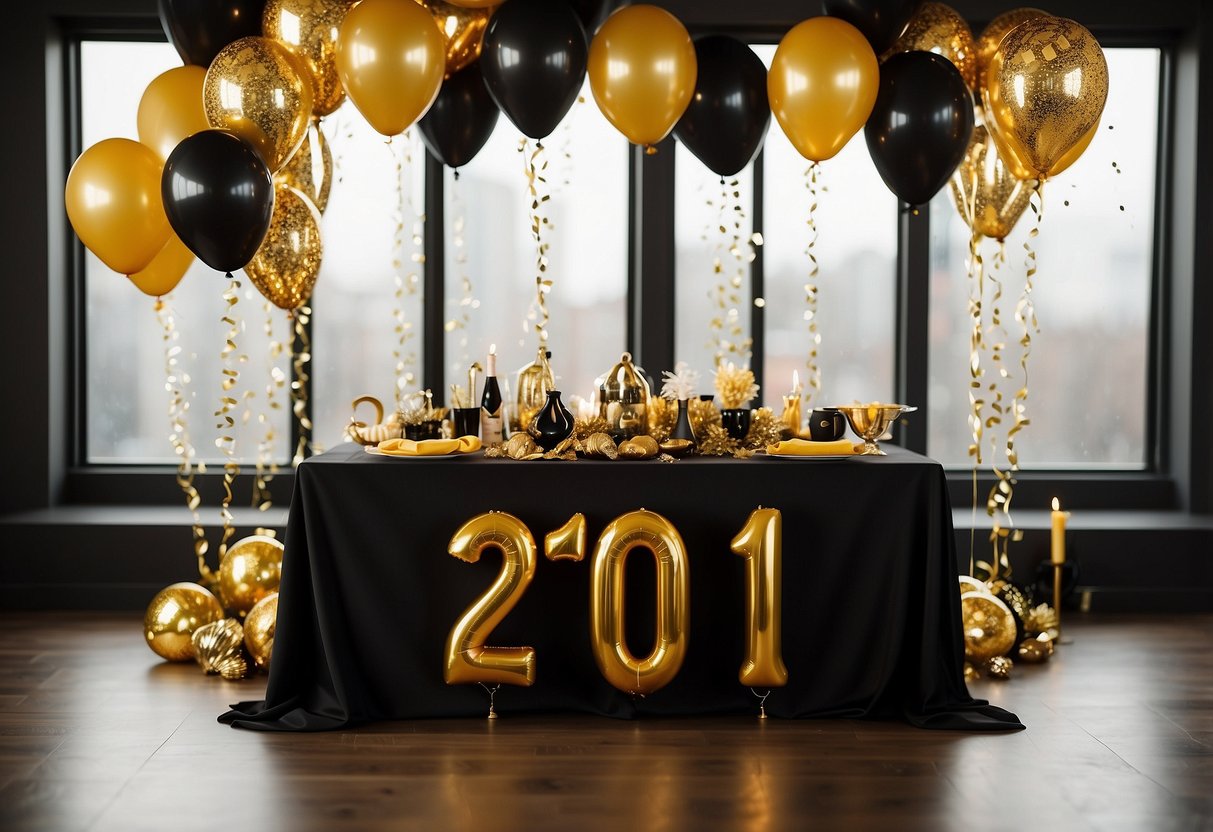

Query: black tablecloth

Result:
[221,444,1021,731]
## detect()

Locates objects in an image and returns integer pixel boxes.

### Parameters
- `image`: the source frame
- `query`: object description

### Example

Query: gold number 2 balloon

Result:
[444,511,538,686]
[730,508,788,688]
[590,509,690,695]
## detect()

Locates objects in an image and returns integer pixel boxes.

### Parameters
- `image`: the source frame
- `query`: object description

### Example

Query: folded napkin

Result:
[376,435,481,456]
[765,438,855,456]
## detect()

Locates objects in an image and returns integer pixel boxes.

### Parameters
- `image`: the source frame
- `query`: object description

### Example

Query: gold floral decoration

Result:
[742,407,783,449]
[713,362,759,409]
[690,399,722,439]
[574,417,612,441]
[647,396,676,443]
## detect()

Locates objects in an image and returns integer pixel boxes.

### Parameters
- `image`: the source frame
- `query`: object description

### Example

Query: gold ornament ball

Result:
[192,618,249,680]
[1017,632,1055,663]
[958,575,989,597]
[985,655,1014,680]
[961,591,1017,661]
[144,582,224,661]
[243,592,279,670]
[219,535,284,615]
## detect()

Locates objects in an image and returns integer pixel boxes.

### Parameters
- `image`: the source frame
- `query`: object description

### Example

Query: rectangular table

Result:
[222,444,1021,731]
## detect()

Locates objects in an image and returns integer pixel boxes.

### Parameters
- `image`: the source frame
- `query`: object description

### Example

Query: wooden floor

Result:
[0,613,1210,832]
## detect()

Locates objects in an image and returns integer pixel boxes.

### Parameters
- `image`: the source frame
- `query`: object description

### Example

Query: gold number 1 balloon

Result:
[730,508,788,688]
[444,512,538,686]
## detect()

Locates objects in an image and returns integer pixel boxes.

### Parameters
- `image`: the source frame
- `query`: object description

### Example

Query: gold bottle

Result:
[515,346,554,432]
[599,352,651,441]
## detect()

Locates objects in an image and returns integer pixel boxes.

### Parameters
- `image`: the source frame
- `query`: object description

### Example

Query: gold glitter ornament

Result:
[951,125,1034,242]
[985,655,1013,679]
[958,575,989,597]
[219,534,284,615]
[960,591,1017,661]
[144,582,224,661]
[192,618,249,678]
[1017,632,1054,663]
[243,592,278,670]
[245,185,322,311]
[277,121,332,213]
[618,435,659,459]
[985,16,1109,180]
[582,432,619,460]
[1024,602,1059,640]
[975,8,1049,92]
[887,2,977,90]
[263,0,355,118]
[204,36,314,173]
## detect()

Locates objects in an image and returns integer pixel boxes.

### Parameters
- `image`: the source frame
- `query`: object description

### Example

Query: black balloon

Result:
[568,0,628,34]
[821,0,924,54]
[673,36,770,178]
[418,64,500,170]
[158,0,267,68]
[162,130,275,274]
[864,51,974,207]
[480,0,588,140]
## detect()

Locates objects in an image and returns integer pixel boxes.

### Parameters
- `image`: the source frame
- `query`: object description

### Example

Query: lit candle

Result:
[791,370,801,395]
[1051,497,1070,564]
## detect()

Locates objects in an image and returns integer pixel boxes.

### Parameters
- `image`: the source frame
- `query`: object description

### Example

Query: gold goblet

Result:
[834,403,917,455]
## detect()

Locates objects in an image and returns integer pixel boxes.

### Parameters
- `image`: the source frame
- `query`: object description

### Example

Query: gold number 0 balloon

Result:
[444,511,538,686]
[730,508,788,688]
[590,509,690,695]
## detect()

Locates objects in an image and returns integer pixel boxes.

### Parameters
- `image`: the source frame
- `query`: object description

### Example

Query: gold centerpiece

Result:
[834,403,917,455]
[515,346,554,432]
[599,352,651,442]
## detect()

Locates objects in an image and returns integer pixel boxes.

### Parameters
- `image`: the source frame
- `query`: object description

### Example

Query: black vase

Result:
[720,407,752,441]
[670,399,696,445]
[531,390,574,451]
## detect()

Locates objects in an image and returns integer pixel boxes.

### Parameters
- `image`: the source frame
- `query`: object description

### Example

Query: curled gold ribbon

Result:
[443,173,476,375]
[290,305,314,465]
[155,299,212,587]
[707,176,756,368]
[803,163,822,406]
[388,136,420,410]
[214,278,245,561]
[251,300,284,511]
[521,138,553,344]
[965,227,985,576]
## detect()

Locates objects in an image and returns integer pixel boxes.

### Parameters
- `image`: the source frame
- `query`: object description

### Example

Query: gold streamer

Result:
[290,305,314,465]
[443,173,477,375]
[965,226,985,576]
[214,278,246,561]
[155,299,212,587]
[521,138,552,343]
[251,300,284,511]
[388,136,420,410]
[803,163,822,406]
[706,176,756,367]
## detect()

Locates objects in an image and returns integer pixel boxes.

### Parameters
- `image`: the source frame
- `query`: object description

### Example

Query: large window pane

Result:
[927,48,1158,468]
[82,41,290,464]
[753,45,898,410]
[445,84,628,407]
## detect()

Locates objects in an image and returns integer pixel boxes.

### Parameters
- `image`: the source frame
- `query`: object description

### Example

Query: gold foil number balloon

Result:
[588,4,698,150]
[887,2,977,90]
[144,581,224,661]
[219,534,284,615]
[204,36,314,172]
[415,0,494,77]
[768,17,879,163]
[950,124,1033,241]
[590,509,690,695]
[245,184,323,311]
[730,508,788,688]
[960,591,1017,661]
[263,0,355,118]
[137,65,210,164]
[277,120,332,213]
[243,591,279,670]
[975,8,1048,92]
[985,16,1108,180]
[444,511,538,686]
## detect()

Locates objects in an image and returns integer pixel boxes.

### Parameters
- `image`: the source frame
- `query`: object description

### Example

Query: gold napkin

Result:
[377,438,463,456]
[765,438,855,456]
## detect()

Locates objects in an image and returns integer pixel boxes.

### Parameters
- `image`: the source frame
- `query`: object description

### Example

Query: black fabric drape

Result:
[221,445,1022,732]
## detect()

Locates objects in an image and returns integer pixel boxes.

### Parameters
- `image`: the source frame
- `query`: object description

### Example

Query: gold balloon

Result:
[950,125,1033,241]
[730,508,788,688]
[982,111,1035,181]
[243,592,278,670]
[414,0,493,77]
[1047,117,1098,178]
[336,0,446,137]
[961,591,1017,661]
[65,138,171,276]
[137,65,209,163]
[218,534,284,615]
[192,618,248,678]
[768,17,879,163]
[985,16,1108,180]
[887,2,977,90]
[129,232,194,298]
[263,0,354,118]
[204,36,314,172]
[144,581,224,661]
[976,8,1049,91]
[245,185,323,311]
[277,120,333,213]
[591,509,690,695]
[545,513,587,562]
[1017,632,1054,663]
[445,511,538,686]
[588,4,697,150]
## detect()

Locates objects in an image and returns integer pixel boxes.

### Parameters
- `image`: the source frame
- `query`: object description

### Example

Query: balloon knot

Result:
[644,145,658,156]
[225,271,235,280]
[453,169,460,181]
[536,141,543,150]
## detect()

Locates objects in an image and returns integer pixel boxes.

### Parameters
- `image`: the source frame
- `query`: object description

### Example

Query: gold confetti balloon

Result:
[263,0,355,118]
[243,592,279,670]
[961,591,1017,661]
[144,582,224,661]
[192,618,249,679]
[887,2,977,90]
[219,534,284,615]
[414,0,493,77]
[985,16,1108,180]
[975,7,1049,91]
[951,124,1034,241]
[245,184,323,311]
[204,36,314,172]
[277,120,332,213]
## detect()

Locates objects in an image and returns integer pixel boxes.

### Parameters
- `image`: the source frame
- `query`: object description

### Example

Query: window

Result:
[926,48,1160,469]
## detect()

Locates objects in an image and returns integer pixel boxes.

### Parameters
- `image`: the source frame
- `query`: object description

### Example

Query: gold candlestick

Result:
[1050,497,1072,643]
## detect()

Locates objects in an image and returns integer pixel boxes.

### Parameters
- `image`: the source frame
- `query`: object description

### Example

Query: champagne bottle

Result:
[480,350,504,444]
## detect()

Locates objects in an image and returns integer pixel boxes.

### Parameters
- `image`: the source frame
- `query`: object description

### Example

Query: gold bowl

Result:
[833,403,917,455]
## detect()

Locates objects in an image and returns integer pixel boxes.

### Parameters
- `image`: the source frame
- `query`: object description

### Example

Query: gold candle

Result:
[1050,497,1070,564]
[780,394,802,439]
